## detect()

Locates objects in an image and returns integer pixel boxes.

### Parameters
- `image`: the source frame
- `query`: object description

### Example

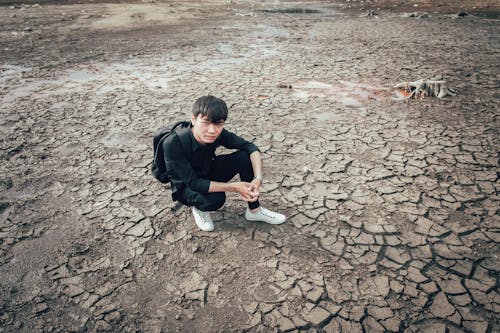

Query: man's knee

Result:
[234,150,252,168]
[197,192,226,211]
[176,187,226,211]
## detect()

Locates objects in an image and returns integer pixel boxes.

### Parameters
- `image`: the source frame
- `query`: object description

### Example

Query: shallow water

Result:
[292,79,395,108]
[68,70,98,82]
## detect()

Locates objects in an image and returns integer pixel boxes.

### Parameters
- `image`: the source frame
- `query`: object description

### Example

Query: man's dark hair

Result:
[192,96,228,123]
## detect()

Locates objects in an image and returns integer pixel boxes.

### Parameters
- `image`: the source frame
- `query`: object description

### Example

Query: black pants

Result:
[176,151,260,212]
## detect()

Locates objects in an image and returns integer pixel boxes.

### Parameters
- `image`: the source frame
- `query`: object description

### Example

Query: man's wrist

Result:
[253,176,263,183]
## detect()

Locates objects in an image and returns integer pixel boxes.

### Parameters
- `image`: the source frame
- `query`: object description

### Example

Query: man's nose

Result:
[207,124,216,133]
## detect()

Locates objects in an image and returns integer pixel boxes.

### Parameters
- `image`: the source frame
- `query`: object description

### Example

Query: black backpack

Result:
[151,121,191,183]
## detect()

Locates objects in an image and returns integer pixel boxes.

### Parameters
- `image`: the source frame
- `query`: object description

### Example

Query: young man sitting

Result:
[163,95,286,231]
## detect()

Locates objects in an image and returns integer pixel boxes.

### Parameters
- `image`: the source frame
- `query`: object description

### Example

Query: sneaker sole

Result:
[245,217,286,225]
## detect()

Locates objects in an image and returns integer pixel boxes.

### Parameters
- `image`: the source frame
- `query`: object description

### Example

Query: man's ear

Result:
[191,114,196,126]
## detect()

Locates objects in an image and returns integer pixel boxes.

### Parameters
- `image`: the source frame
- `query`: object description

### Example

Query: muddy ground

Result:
[0,0,499,332]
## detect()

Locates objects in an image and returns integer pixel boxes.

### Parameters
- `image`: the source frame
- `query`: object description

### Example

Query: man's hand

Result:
[250,178,261,193]
[232,182,259,202]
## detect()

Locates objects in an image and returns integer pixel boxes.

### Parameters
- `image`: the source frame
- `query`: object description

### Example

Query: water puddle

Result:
[49,101,72,110]
[66,4,196,32]
[313,107,368,122]
[68,69,98,82]
[259,8,321,14]
[339,96,363,107]
[308,30,317,40]
[54,142,85,156]
[1,79,54,104]
[1,61,180,103]
[292,80,401,108]
[217,43,235,55]
[0,65,34,105]
[474,10,500,19]
[291,80,404,122]
[2,32,280,105]
[0,65,32,87]
[98,131,135,148]
[213,24,283,61]
[313,111,343,122]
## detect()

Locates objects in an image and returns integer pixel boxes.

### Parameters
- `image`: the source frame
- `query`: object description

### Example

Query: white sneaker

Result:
[245,207,286,225]
[192,207,214,232]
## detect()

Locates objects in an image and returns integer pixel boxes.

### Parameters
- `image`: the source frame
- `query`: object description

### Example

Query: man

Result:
[163,95,286,231]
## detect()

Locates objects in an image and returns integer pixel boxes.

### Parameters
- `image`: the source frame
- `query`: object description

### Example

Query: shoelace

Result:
[257,209,276,218]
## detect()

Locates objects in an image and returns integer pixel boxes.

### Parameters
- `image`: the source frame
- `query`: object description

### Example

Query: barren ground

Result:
[0,0,499,332]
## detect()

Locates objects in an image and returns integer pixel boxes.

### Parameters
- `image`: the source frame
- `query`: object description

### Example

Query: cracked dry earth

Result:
[0,1,499,332]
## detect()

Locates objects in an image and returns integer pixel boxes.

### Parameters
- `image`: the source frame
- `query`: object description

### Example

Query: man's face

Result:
[191,114,224,145]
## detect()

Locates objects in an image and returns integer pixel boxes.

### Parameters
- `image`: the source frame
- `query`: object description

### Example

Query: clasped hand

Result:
[234,181,260,203]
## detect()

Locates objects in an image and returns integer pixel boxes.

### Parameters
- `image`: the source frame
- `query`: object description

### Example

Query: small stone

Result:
[420,281,438,294]
[306,287,323,303]
[208,284,219,297]
[259,303,274,314]
[323,319,341,333]
[125,219,148,237]
[430,292,455,318]
[390,280,404,293]
[290,286,302,297]
[439,277,467,295]
[94,320,112,331]
[374,275,390,297]
[362,316,385,332]
[407,267,427,283]
[368,306,393,321]
[180,272,208,293]
[291,314,308,328]
[47,265,70,280]
[385,247,410,264]
[248,311,261,326]
[314,230,327,238]
[451,294,472,306]
[418,322,446,333]
[463,320,488,333]
[63,285,85,297]
[35,303,48,313]
[277,317,295,331]
[306,307,331,326]
[339,317,363,331]
[185,290,205,301]
[243,302,259,314]
[465,278,491,292]
[382,317,401,331]
[364,223,385,234]
[403,283,419,298]
[104,311,121,323]
[266,259,278,268]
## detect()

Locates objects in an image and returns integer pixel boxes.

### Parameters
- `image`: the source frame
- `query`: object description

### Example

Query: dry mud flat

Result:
[0,1,499,332]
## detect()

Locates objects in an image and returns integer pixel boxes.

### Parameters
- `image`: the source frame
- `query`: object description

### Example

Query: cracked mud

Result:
[0,0,499,332]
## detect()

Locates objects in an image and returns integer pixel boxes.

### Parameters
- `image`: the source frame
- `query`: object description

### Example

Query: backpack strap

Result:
[153,122,191,168]
[153,130,172,168]
[174,123,192,159]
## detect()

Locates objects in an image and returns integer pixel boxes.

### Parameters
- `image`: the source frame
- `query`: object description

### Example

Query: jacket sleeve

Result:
[163,135,210,194]
[219,129,260,154]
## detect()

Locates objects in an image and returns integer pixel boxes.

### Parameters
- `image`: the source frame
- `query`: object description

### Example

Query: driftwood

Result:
[394,79,456,99]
